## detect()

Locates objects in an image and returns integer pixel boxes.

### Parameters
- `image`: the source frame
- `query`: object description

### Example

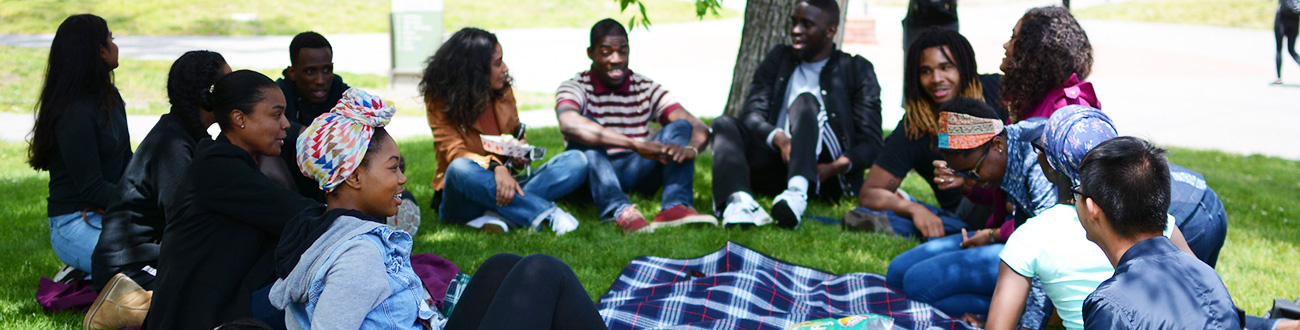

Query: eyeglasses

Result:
[1070,185,1087,204]
[953,143,992,181]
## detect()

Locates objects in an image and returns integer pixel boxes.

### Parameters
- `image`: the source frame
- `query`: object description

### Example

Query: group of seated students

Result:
[27,1,1296,329]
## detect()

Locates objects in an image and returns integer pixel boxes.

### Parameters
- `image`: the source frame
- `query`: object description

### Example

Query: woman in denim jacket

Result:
[271,88,608,330]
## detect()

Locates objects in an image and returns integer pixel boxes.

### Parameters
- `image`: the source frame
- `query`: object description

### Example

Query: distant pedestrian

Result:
[902,0,959,51]
[1275,0,1300,84]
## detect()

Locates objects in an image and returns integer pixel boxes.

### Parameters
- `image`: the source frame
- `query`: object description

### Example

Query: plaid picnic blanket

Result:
[597,241,975,330]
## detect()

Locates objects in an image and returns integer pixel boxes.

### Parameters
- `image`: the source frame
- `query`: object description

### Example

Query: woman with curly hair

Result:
[999,6,1098,122]
[423,27,588,234]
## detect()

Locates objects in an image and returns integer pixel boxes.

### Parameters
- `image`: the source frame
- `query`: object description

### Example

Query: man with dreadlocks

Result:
[711,0,883,229]
[848,28,1008,239]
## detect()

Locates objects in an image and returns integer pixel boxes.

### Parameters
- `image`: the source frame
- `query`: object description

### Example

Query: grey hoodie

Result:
[269,216,389,330]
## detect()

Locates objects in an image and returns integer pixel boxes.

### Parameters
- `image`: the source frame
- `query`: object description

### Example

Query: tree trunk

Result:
[722,0,850,117]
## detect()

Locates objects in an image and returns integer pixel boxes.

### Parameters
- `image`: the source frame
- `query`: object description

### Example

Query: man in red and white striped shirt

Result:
[556,19,715,233]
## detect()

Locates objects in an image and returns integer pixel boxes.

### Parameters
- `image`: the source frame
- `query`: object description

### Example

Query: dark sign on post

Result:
[390,0,443,86]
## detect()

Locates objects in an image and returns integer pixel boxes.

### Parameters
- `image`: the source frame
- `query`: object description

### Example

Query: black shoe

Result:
[771,200,798,229]
[1270,298,1300,319]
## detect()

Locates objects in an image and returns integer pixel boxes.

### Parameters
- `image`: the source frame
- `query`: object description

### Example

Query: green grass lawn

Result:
[0,125,1297,328]
[0,45,555,117]
[0,0,737,36]
[1075,0,1276,30]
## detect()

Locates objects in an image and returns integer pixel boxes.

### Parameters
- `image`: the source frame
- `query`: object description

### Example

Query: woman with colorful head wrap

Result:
[885,97,1056,325]
[423,27,588,234]
[272,88,608,330]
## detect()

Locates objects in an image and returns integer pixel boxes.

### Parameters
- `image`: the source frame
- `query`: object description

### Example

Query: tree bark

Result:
[722,0,849,116]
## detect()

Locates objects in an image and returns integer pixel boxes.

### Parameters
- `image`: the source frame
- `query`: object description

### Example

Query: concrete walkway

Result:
[2,0,1296,159]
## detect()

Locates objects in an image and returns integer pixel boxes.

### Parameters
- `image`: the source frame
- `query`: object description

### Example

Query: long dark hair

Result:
[28,14,118,170]
[902,28,983,140]
[168,50,227,139]
[419,27,511,127]
[1001,7,1093,121]
[204,70,278,131]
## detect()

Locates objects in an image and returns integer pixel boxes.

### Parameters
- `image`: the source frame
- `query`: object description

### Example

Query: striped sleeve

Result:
[642,76,682,124]
[556,78,586,114]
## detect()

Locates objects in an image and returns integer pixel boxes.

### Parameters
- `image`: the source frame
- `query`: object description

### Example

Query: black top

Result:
[46,89,132,216]
[872,74,1008,213]
[903,0,959,27]
[91,114,207,290]
[144,135,318,330]
[741,45,885,187]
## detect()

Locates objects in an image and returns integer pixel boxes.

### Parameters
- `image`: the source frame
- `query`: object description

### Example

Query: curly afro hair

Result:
[1000,6,1093,121]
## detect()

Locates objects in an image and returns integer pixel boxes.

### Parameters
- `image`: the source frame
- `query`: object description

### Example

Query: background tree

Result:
[616,0,849,117]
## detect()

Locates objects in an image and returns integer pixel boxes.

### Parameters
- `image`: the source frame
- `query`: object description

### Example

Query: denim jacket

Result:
[270,216,439,330]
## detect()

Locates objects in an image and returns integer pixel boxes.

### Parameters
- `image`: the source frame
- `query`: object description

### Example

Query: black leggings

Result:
[443,253,607,330]
[1275,10,1300,79]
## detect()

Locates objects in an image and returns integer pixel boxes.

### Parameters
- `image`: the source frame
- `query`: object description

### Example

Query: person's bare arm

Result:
[1170,226,1196,258]
[986,261,1033,330]
[662,108,710,163]
[860,165,945,237]
[557,107,664,159]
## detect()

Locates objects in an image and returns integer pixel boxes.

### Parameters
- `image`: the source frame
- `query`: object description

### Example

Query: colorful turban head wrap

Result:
[936,111,1005,150]
[296,88,397,193]
[1040,105,1117,187]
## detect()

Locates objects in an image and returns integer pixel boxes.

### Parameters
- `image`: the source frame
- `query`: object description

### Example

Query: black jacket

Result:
[46,90,132,216]
[91,114,206,290]
[144,136,318,330]
[739,45,884,186]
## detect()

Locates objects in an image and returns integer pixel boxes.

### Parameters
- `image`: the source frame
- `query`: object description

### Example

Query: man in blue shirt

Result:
[1075,136,1241,330]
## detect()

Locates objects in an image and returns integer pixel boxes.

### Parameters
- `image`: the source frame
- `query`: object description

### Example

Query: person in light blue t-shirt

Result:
[982,106,1195,330]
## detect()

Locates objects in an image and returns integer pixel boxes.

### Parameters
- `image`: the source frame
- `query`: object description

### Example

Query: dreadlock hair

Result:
[167,50,227,140]
[1001,6,1093,121]
[590,18,629,48]
[288,31,332,66]
[419,27,510,128]
[29,14,118,171]
[902,28,983,140]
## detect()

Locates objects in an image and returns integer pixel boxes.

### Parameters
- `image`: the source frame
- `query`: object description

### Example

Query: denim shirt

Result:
[280,219,438,329]
[1000,118,1056,222]
[1082,236,1241,330]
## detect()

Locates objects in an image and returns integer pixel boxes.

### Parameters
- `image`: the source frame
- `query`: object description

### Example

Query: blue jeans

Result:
[570,119,695,220]
[1176,187,1228,268]
[855,203,970,239]
[439,150,589,228]
[49,211,102,274]
[886,234,1003,316]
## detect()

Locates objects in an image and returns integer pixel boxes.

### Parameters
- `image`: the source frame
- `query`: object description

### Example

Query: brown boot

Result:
[83,273,152,330]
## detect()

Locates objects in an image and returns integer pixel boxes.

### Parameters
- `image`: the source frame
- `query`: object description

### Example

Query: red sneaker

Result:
[616,205,650,233]
[649,205,718,231]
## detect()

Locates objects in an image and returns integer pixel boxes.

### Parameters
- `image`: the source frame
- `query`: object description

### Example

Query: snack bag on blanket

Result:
[785,314,896,330]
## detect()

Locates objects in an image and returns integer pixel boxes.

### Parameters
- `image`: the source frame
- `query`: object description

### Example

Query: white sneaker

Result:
[721,192,772,228]
[548,208,580,236]
[466,213,510,233]
[771,189,807,229]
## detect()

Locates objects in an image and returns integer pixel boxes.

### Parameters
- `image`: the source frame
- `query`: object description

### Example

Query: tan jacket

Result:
[427,88,521,191]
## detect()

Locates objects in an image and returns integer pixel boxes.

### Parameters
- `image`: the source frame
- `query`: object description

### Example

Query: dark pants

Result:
[567,119,697,220]
[711,93,840,212]
[1176,187,1229,268]
[1276,10,1300,79]
[443,254,606,330]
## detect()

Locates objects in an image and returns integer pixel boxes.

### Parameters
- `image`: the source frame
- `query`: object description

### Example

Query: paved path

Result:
[2,0,1296,159]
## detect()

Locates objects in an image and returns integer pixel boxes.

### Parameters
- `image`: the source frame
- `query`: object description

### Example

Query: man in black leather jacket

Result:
[711,0,883,229]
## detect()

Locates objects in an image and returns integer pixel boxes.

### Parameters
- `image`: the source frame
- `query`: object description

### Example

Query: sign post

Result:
[390,0,443,87]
